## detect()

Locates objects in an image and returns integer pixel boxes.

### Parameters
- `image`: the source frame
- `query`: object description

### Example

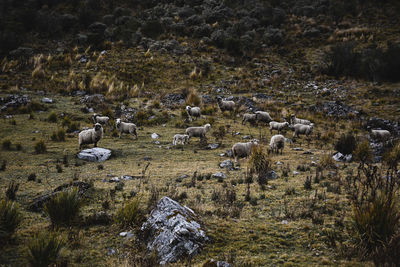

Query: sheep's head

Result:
[284,122,289,127]
[251,139,259,146]
[93,114,98,119]
[216,96,222,103]
[94,123,102,131]
[116,118,121,128]
[186,106,191,111]
[184,134,190,142]
[204,123,211,132]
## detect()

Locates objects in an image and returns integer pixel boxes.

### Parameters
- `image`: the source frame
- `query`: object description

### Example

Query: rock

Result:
[212,172,226,179]
[223,149,233,157]
[140,197,208,265]
[243,135,251,140]
[161,93,185,107]
[77,148,112,162]
[303,27,320,38]
[80,94,105,107]
[153,141,160,145]
[264,27,283,45]
[203,259,233,267]
[267,170,278,179]
[276,161,283,165]
[41,97,53,103]
[293,147,303,151]
[107,248,116,256]
[121,175,134,181]
[28,181,91,212]
[314,101,358,118]
[152,133,160,139]
[333,152,352,162]
[143,156,152,161]
[207,143,219,149]
[0,94,31,111]
[303,151,313,155]
[219,160,234,170]
[110,177,120,183]
[292,171,299,175]
[281,220,288,225]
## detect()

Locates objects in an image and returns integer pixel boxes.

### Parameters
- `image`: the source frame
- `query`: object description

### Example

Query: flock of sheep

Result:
[78,96,392,165]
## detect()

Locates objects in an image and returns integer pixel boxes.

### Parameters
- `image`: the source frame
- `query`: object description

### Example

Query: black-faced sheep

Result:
[185,124,211,141]
[78,123,103,149]
[370,129,391,141]
[186,106,201,121]
[269,134,286,154]
[242,113,257,125]
[291,123,314,138]
[216,97,235,112]
[289,114,311,125]
[269,121,289,134]
[232,139,259,163]
[116,118,137,139]
[173,134,190,145]
[255,111,272,124]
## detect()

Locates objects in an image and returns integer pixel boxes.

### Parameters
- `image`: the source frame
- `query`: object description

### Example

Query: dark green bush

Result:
[51,128,65,142]
[2,139,12,150]
[26,231,64,267]
[6,181,19,201]
[0,198,22,240]
[141,20,163,38]
[34,140,47,154]
[47,112,58,123]
[335,133,357,155]
[114,198,144,228]
[44,188,83,227]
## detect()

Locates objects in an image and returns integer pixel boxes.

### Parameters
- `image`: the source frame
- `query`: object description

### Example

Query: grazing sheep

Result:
[185,123,211,141]
[216,96,235,112]
[173,134,190,145]
[289,114,311,125]
[232,139,259,163]
[370,129,391,141]
[269,134,286,154]
[185,106,201,121]
[242,113,257,125]
[78,123,103,149]
[291,123,314,138]
[255,111,273,124]
[269,121,289,133]
[116,118,137,139]
[92,114,110,126]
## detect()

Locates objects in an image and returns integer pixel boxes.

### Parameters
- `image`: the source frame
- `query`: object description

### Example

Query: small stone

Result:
[267,170,278,179]
[293,147,303,151]
[276,161,283,165]
[303,151,313,155]
[143,156,152,161]
[110,177,120,183]
[151,133,160,139]
[333,152,352,162]
[41,97,53,103]
[207,143,219,149]
[107,248,116,256]
[153,141,160,145]
[242,135,251,140]
[281,220,288,225]
[311,161,317,166]
[212,172,226,179]
[219,160,234,170]
[121,175,133,180]
[119,232,127,237]
[180,174,188,179]
[292,171,299,175]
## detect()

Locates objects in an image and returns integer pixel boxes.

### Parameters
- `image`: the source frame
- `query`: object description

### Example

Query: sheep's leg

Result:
[119,133,122,139]
[94,142,97,147]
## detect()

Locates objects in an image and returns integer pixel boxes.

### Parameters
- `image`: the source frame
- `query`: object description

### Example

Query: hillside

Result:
[1,0,400,266]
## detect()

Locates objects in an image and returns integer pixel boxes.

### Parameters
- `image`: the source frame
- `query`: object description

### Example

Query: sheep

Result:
[242,113,257,125]
[232,139,259,163]
[92,114,110,126]
[78,123,103,149]
[185,106,201,121]
[255,111,273,124]
[185,123,211,141]
[289,114,311,125]
[173,134,190,145]
[291,123,314,138]
[116,118,137,139]
[269,134,286,154]
[216,96,235,112]
[370,129,391,141]
[269,121,289,134]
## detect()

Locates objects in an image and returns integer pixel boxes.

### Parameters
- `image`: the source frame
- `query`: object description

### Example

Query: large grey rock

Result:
[77,148,111,162]
[219,160,234,170]
[141,197,208,265]
[333,152,352,162]
[212,172,226,179]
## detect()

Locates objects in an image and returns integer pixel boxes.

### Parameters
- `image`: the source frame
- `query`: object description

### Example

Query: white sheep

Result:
[92,114,110,126]
[269,134,286,154]
[173,134,190,145]
[289,114,311,125]
[216,96,235,112]
[269,121,289,134]
[185,106,201,121]
[370,129,391,141]
[116,118,137,139]
[78,123,103,149]
[291,123,314,138]
[185,123,211,141]
[232,139,259,163]
[255,111,273,124]
[242,113,257,125]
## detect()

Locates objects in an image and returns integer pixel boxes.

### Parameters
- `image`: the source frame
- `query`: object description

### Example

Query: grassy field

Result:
[0,46,397,266]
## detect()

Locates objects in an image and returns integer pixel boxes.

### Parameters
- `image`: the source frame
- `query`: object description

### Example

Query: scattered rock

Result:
[107,248,116,256]
[110,177,120,183]
[333,152,352,162]
[28,181,91,212]
[219,160,234,170]
[0,94,31,111]
[314,101,358,118]
[140,197,208,265]
[212,172,226,179]
[267,170,278,179]
[203,259,233,267]
[151,133,160,139]
[292,171,299,175]
[243,135,251,140]
[161,93,185,107]
[207,143,219,149]
[303,151,313,155]
[281,220,288,225]
[77,148,112,162]
[276,161,283,165]
[41,97,53,103]
[293,147,303,151]
[143,156,152,161]
[121,175,134,181]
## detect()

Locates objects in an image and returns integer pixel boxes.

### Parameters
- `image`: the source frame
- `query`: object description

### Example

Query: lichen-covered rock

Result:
[141,197,208,265]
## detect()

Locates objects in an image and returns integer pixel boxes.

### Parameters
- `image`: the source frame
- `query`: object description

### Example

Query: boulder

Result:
[0,94,31,111]
[207,143,219,150]
[140,197,208,265]
[212,172,226,179]
[151,133,160,139]
[42,97,53,103]
[333,152,352,163]
[219,160,234,170]
[77,148,111,162]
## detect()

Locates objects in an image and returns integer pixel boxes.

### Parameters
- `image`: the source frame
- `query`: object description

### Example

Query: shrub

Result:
[335,133,357,155]
[2,139,12,150]
[28,173,36,182]
[186,89,202,107]
[304,176,312,190]
[6,181,19,200]
[67,122,80,133]
[26,231,64,267]
[0,198,22,240]
[141,20,163,38]
[47,112,58,123]
[15,143,22,151]
[44,188,83,227]
[353,141,373,164]
[51,128,65,142]
[0,160,6,171]
[114,198,144,228]
[34,140,47,154]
